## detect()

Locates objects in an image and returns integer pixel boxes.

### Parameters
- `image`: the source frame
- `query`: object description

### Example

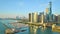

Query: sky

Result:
[0,0,60,18]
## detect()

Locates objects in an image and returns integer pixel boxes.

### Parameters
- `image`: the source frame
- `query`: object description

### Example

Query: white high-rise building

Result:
[29,12,38,23]
[34,12,38,23]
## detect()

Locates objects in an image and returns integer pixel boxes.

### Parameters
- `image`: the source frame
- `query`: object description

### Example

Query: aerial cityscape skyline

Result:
[29,1,58,23]
[0,0,60,34]
[0,0,60,18]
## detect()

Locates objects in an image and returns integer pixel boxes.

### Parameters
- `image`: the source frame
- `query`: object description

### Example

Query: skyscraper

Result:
[48,1,52,14]
[57,15,60,23]
[29,13,34,22]
[46,8,49,14]
[29,13,31,22]
[49,1,53,22]
[40,12,44,23]
[45,1,53,22]
[29,12,38,23]
[34,12,38,23]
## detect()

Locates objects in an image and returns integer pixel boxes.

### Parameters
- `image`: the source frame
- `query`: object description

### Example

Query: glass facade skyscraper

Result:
[46,1,53,22]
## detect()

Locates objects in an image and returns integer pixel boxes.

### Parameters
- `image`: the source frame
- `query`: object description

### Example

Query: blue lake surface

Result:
[0,20,60,34]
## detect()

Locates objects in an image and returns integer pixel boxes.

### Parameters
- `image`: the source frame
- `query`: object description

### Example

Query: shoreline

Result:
[10,22,28,28]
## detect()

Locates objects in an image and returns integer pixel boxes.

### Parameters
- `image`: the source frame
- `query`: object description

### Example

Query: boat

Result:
[5,28,15,34]
[52,24,60,32]
[5,28,20,34]
[20,30,26,32]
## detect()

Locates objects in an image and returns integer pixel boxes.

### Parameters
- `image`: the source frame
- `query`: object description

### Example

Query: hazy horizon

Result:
[0,0,60,18]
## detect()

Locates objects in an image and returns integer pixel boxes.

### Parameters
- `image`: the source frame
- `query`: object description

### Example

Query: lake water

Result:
[0,20,60,34]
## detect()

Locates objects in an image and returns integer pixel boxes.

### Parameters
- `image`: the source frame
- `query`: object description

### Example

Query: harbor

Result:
[0,20,60,34]
[5,22,60,34]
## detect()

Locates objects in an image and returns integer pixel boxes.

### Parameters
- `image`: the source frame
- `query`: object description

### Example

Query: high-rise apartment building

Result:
[38,12,45,23]
[55,15,58,22]
[29,13,31,22]
[29,13,34,22]
[29,12,38,23]
[57,15,60,23]
[41,12,44,23]
[34,12,38,23]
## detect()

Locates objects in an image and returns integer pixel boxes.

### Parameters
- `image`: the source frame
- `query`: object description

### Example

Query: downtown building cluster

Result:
[28,2,60,23]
